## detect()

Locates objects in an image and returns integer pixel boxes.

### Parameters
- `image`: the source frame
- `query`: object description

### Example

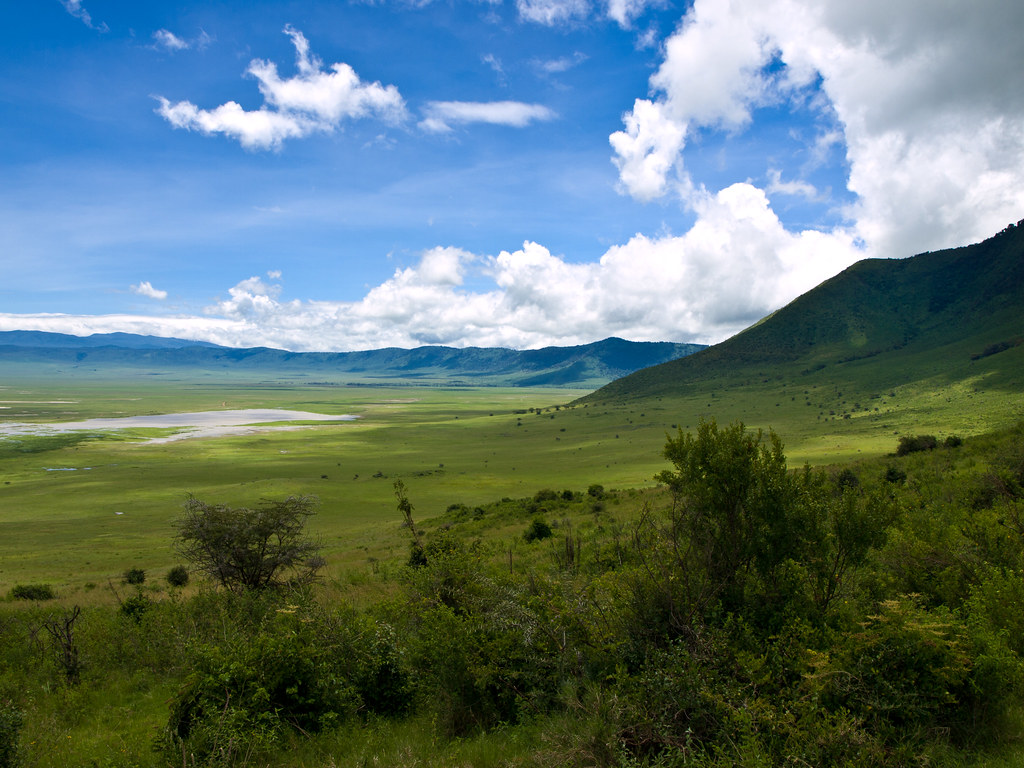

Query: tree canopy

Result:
[174,495,324,592]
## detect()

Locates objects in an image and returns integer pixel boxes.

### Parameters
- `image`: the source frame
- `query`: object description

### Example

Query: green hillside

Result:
[584,221,1024,407]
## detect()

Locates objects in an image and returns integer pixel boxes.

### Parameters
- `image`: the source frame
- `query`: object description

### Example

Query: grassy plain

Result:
[1,360,1021,593]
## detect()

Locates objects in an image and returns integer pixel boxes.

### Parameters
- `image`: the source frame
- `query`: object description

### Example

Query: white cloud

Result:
[609,99,687,201]
[419,101,556,133]
[156,26,407,150]
[765,169,817,200]
[153,29,189,51]
[131,281,168,300]
[0,205,862,351]
[605,0,660,29]
[610,0,1024,259]
[58,0,108,32]
[533,52,588,75]
[516,0,590,26]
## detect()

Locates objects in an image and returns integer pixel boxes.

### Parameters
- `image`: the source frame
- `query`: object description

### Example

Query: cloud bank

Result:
[611,0,1024,261]
[0,192,861,351]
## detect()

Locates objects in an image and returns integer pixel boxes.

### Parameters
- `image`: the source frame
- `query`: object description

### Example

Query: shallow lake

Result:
[0,409,357,442]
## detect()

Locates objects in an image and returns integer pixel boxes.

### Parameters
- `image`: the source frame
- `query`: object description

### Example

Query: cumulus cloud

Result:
[156,25,407,150]
[611,0,1024,259]
[131,281,168,300]
[58,0,108,32]
[0,206,863,351]
[609,99,687,201]
[419,101,556,133]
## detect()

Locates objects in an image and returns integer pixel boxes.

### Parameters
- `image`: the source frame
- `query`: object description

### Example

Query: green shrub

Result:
[808,597,989,742]
[896,434,938,456]
[884,466,906,484]
[119,593,151,624]
[9,583,55,601]
[163,609,359,762]
[523,518,553,543]
[166,565,189,588]
[123,567,146,585]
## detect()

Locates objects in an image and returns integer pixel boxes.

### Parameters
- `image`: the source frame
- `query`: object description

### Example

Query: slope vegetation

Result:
[585,221,1024,404]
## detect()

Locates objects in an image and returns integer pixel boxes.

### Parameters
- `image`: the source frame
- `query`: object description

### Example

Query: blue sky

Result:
[1,0,1022,351]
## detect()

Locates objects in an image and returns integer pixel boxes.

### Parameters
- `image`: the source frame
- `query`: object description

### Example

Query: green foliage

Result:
[163,605,360,763]
[166,564,189,588]
[896,434,938,456]
[524,517,553,543]
[8,584,55,601]
[0,700,21,768]
[174,494,324,592]
[118,593,150,624]
[4,414,1024,766]
[805,596,1020,744]
[122,567,145,586]
[646,418,805,632]
[883,465,907,484]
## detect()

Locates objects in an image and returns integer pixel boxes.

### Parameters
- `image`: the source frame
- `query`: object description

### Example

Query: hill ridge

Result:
[583,221,1024,403]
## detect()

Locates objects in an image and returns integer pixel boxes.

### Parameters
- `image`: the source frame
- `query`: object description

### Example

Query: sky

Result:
[1,0,1022,352]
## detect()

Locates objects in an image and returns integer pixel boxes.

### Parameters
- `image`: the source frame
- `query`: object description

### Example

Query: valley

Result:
[0,224,1022,767]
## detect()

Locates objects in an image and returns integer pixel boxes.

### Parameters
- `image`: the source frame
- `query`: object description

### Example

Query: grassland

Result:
[2,357,1021,593]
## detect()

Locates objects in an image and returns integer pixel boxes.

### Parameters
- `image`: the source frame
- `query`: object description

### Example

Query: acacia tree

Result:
[175,495,324,592]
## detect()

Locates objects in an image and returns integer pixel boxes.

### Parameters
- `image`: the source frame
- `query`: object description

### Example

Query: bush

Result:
[896,434,938,456]
[163,609,359,761]
[120,593,151,623]
[123,567,145,585]
[805,597,1011,743]
[587,484,605,499]
[524,518,553,543]
[884,466,907,484]
[9,583,55,601]
[166,565,189,588]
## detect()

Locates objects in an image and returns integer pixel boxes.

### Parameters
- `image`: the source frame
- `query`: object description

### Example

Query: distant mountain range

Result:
[0,332,705,388]
[584,220,1024,403]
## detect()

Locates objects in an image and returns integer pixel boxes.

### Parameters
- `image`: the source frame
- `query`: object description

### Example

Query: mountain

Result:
[0,333,705,388]
[582,221,1024,405]
[0,331,224,350]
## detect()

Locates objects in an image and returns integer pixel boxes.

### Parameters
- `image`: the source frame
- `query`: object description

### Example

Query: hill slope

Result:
[584,221,1024,405]
[0,333,704,388]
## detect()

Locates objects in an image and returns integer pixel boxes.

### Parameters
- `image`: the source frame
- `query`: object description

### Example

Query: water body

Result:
[0,409,357,442]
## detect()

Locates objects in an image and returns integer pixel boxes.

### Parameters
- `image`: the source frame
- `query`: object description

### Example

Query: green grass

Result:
[2,362,1022,592]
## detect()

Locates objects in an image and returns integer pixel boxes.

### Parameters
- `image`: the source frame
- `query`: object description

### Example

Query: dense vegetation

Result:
[2,419,1024,766]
